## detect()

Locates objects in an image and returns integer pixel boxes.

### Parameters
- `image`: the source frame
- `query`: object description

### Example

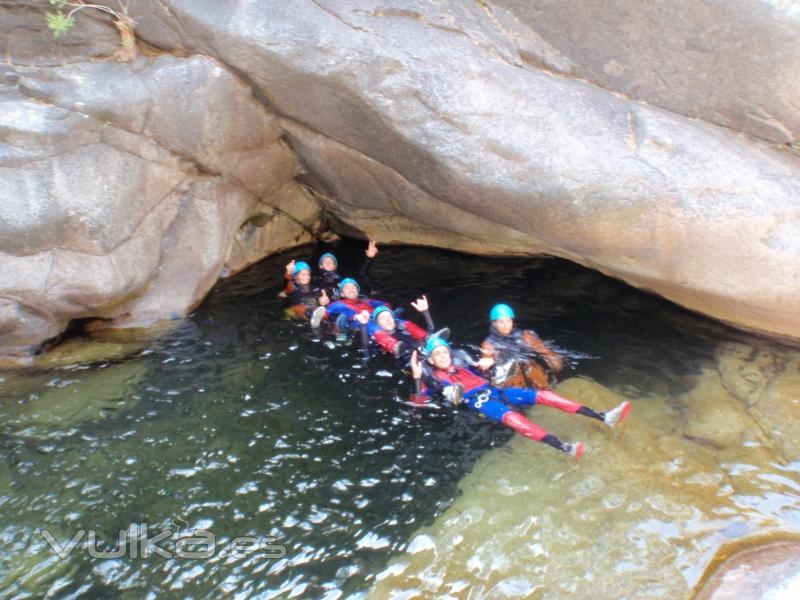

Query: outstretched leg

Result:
[464,388,584,459]
[536,390,631,429]
[502,412,584,460]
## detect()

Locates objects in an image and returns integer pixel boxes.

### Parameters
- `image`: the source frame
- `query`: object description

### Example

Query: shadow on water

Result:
[1,239,797,598]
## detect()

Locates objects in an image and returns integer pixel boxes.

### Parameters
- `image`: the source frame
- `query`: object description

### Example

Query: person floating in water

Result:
[315,251,342,299]
[282,261,330,321]
[479,303,565,389]
[410,337,628,459]
[323,277,390,338]
[281,240,380,301]
[354,295,436,359]
[479,303,630,428]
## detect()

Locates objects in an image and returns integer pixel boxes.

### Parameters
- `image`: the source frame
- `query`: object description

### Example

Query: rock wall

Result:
[127,0,800,339]
[2,0,800,362]
[1,31,321,362]
[488,0,800,146]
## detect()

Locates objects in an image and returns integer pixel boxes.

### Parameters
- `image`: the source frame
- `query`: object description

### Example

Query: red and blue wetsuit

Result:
[411,355,582,452]
[370,319,428,353]
[325,297,388,331]
[366,309,435,357]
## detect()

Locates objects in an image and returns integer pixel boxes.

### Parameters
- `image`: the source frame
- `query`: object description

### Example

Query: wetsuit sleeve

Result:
[282,272,296,295]
[359,257,371,274]
[522,330,564,371]
[404,321,428,341]
[373,330,399,353]
[410,374,437,405]
[358,322,371,355]
[358,255,380,294]
[420,309,435,332]
[325,301,354,319]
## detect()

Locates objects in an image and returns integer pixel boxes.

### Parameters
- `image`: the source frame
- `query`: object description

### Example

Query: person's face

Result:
[494,317,514,336]
[376,311,396,331]
[320,256,336,271]
[429,345,452,369]
[295,270,311,286]
[341,283,359,299]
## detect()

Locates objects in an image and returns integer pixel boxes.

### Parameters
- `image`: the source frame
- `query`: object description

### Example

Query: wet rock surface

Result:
[694,538,800,600]
[714,341,800,459]
[367,341,800,598]
[1,52,319,362]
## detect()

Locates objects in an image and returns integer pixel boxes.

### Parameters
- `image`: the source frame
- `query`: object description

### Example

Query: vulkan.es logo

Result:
[39,520,287,560]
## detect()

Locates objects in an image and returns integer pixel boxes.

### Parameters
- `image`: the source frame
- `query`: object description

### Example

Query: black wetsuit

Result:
[286,283,324,318]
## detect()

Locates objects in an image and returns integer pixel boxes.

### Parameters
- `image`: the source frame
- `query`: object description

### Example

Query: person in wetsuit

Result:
[410,336,613,459]
[323,277,389,337]
[315,252,342,299]
[410,336,585,458]
[479,303,630,428]
[282,240,380,302]
[480,303,565,389]
[353,295,436,360]
[283,261,330,321]
[317,240,379,297]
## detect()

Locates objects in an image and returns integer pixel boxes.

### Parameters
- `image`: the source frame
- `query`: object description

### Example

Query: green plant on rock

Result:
[44,0,137,61]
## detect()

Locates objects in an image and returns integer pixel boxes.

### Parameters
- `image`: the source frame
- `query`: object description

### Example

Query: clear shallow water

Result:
[1,240,798,599]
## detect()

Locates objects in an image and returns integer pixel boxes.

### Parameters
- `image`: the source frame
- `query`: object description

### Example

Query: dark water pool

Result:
[0,240,792,598]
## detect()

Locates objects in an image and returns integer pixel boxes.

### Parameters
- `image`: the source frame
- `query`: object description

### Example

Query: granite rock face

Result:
[2,0,800,361]
[127,0,800,339]
[0,50,319,362]
[487,0,800,146]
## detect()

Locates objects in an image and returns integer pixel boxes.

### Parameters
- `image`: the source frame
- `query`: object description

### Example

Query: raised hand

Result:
[319,289,330,306]
[354,310,370,325]
[410,350,423,379]
[285,259,296,275]
[365,240,378,258]
[410,294,429,313]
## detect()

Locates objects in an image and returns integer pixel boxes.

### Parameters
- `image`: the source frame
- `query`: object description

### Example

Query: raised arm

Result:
[410,350,428,405]
[410,295,435,332]
[358,240,379,292]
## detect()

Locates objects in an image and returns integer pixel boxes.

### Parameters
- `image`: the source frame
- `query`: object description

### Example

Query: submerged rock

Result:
[678,368,753,450]
[714,341,800,459]
[0,360,147,438]
[694,537,800,600]
[367,375,796,599]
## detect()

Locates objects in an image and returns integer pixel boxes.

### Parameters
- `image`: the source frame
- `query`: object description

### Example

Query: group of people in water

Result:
[279,241,631,460]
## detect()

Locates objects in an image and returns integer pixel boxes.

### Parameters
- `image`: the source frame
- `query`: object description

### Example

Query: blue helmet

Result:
[318,252,338,268]
[338,277,360,293]
[293,261,311,277]
[489,303,515,321]
[371,306,395,324]
[425,336,450,355]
